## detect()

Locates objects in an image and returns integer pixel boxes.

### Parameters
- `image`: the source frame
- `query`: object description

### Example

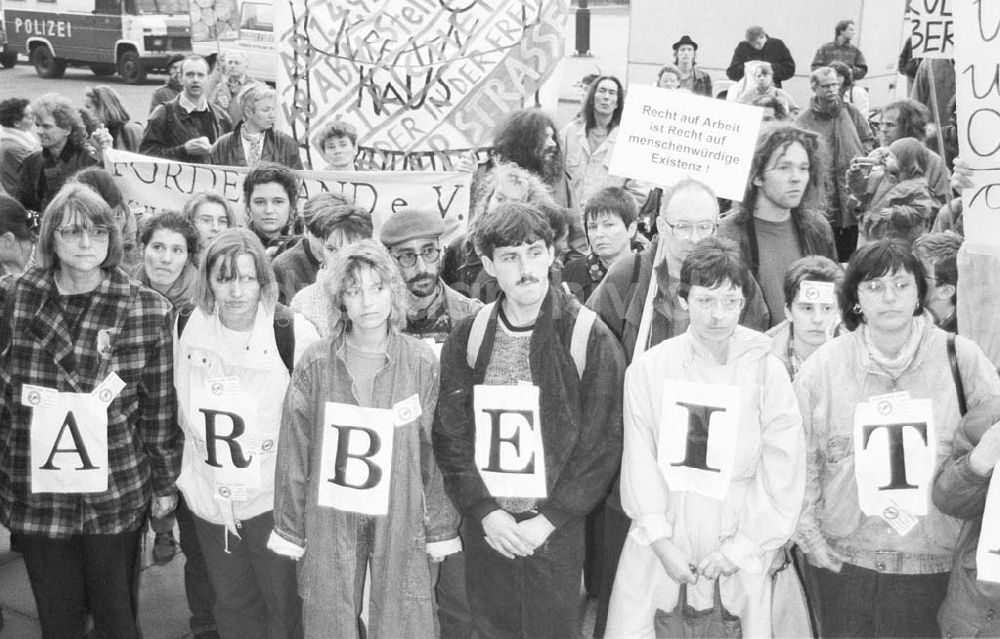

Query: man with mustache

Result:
[209,83,302,169]
[434,201,625,638]
[379,207,481,638]
[718,125,838,328]
[141,55,232,163]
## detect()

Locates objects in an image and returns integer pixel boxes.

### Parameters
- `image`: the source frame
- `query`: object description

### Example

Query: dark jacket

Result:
[433,285,625,529]
[208,122,304,170]
[17,141,97,212]
[727,37,796,87]
[139,97,232,163]
[587,238,771,364]
[271,237,320,305]
[717,206,837,278]
[933,398,1000,638]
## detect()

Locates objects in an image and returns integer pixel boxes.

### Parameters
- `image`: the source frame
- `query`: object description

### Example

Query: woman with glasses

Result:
[0,183,181,638]
[289,201,373,336]
[607,237,805,637]
[183,191,237,260]
[793,239,1000,638]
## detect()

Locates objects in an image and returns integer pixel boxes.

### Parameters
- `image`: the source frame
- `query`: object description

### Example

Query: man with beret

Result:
[672,35,713,97]
[382,208,482,348]
[381,207,481,638]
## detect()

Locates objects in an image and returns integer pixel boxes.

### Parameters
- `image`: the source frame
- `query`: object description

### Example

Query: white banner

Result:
[977,462,1000,582]
[274,0,570,169]
[318,402,396,515]
[657,380,740,501]
[853,396,936,526]
[190,379,264,501]
[24,385,109,494]
[103,149,471,245]
[608,85,762,201]
[474,385,546,499]
[907,0,955,59]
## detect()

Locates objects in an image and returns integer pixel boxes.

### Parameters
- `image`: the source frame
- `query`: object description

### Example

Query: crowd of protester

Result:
[0,17,991,639]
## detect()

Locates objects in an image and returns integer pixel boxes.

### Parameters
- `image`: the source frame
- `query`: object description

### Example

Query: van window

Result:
[129,0,190,14]
[240,3,273,31]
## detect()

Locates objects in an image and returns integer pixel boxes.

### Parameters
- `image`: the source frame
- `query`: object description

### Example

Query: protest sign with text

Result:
[103,150,470,245]
[907,0,955,59]
[274,0,569,170]
[607,85,762,201]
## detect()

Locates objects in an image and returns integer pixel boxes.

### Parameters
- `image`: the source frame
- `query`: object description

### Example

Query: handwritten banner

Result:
[102,150,470,245]
[608,85,762,201]
[907,0,955,59]
[274,0,569,169]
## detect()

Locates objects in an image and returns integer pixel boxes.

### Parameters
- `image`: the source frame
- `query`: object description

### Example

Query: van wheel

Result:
[90,63,116,76]
[0,50,17,69]
[30,46,66,79]
[118,52,146,84]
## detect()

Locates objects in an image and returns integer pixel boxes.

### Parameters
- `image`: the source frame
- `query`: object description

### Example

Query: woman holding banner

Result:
[270,239,459,638]
[173,228,318,639]
[0,183,180,638]
[793,239,1000,638]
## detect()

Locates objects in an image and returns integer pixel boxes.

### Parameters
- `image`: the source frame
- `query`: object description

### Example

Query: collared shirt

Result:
[178,92,208,113]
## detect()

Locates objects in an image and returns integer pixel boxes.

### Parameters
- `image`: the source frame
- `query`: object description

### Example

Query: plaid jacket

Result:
[0,266,181,538]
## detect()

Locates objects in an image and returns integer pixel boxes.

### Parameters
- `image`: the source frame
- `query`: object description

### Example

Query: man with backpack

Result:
[433,201,625,637]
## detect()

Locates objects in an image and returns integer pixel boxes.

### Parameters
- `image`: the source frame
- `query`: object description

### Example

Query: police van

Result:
[3,0,192,84]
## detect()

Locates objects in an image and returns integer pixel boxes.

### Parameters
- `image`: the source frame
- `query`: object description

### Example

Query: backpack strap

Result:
[273,304,296,374]
[466,302,495,369]
[569,306,596,379]
[176,303,195,338]
[947,333,967,417]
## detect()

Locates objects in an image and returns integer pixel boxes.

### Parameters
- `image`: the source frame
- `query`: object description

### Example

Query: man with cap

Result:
[380,207,481,638]
[382,208,482,347]
[150,54,186,113]
[672,35,713,97]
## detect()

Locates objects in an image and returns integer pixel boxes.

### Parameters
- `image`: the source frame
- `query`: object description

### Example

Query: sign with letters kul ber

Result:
[852,397,936,532]
[907,0,955,59]
[474,385,546,499]
[319,402,396,515]
[656,380,740,501]
[274,0,569,169]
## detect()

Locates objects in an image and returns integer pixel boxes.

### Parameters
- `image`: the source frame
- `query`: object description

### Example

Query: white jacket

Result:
[606,326,805,639]
[174,303,319,531]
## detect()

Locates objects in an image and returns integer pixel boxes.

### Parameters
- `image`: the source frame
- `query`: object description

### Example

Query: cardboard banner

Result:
[656,380,740,501]
[608,85,762,201]
[318,402,396,515]
[907,0,955,59]
[273,0,569,169]
[190,379,264,501]
[853,395,936,534]
[474,385,546,499]
[103,149,471,245]
[24,384,110,494]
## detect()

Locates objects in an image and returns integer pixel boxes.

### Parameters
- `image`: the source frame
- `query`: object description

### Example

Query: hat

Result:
[672,35,698,51]
[379,208,444,246]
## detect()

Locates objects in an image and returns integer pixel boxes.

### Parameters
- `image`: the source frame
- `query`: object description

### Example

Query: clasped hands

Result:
[651,537,737,585]
[481,510,555,559]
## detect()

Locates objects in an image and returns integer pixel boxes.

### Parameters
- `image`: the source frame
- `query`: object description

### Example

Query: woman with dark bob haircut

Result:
[792,239,1000,638]
[0,183,180,638]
